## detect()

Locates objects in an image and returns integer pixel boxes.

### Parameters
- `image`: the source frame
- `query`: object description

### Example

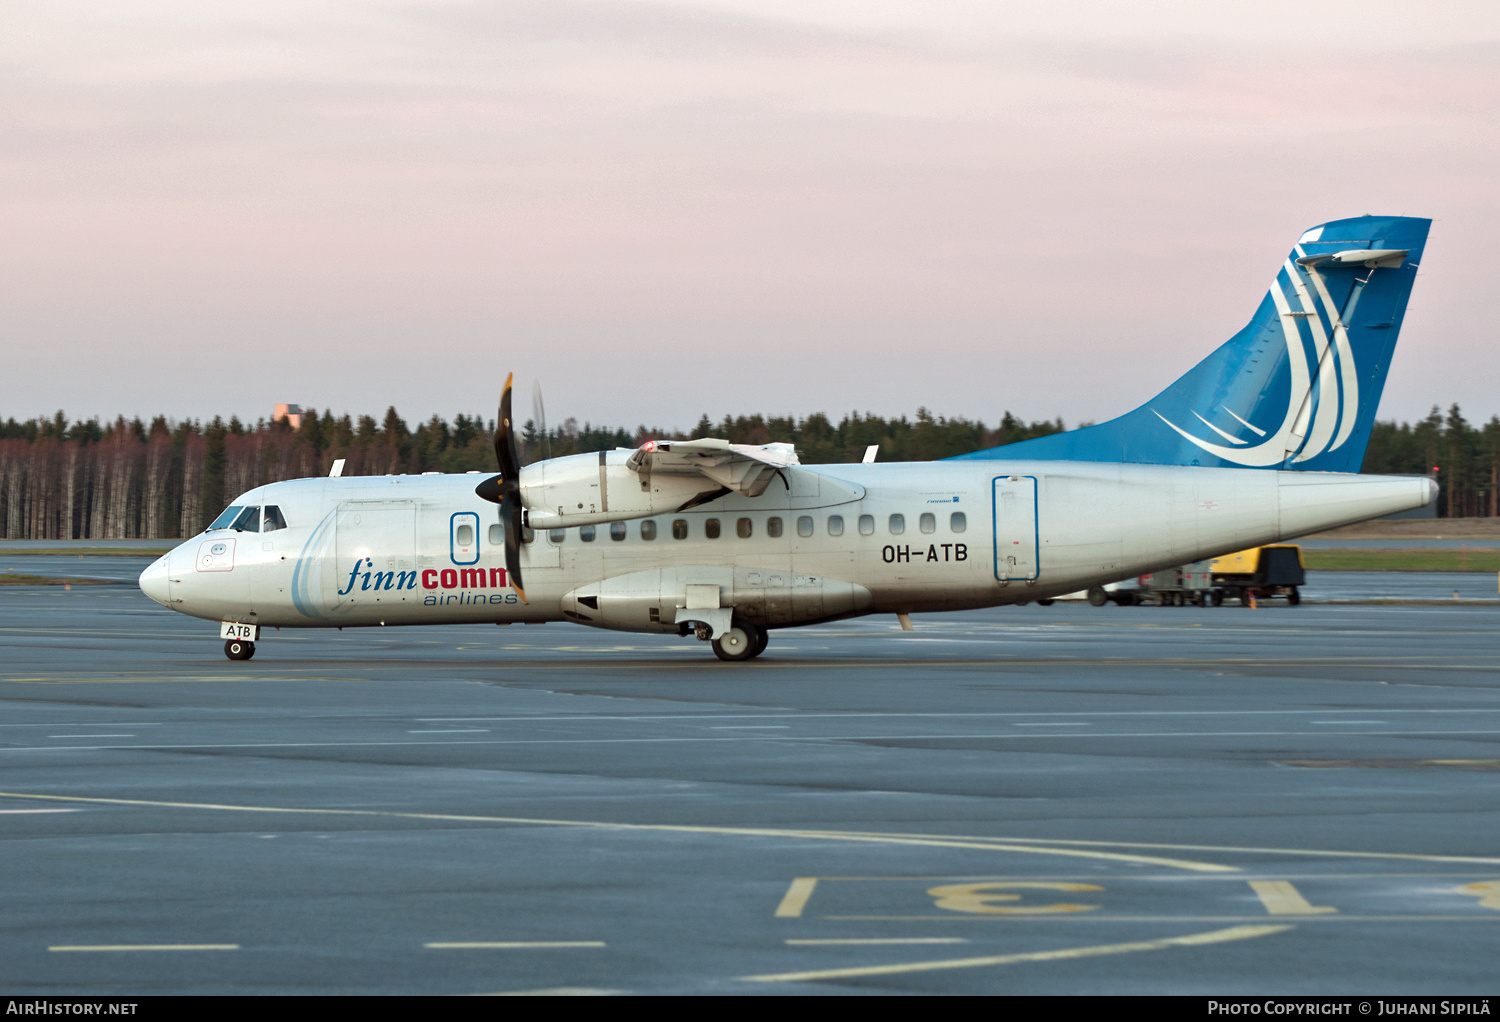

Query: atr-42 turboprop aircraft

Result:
[140,215,1437,661]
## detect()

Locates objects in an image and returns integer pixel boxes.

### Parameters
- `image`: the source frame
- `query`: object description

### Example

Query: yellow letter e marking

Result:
[927,882,1103,915]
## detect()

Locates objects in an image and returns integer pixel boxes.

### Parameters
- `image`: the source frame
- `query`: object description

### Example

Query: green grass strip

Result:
[0,574,117,586]
[1301,549,1500,573]
[0,548,170,557]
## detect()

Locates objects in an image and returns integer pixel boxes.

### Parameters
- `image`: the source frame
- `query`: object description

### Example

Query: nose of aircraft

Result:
[139,554,172,607]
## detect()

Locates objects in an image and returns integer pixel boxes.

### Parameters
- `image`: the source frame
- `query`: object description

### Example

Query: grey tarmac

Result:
[0,578,1497,995]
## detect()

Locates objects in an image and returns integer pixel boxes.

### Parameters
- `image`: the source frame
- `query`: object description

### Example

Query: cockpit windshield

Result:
[208,503,290,533]
[229,506,261,532]
[208,505,245,531]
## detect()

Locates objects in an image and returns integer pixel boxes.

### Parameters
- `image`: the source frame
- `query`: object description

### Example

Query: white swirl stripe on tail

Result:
[1283,260,1339,463]
[1222,407,1267,437]
[1302,262,1360,452]
[1152,273,1312,467]
[1193,411,1248,444]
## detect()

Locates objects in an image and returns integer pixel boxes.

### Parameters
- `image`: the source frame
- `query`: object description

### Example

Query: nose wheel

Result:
[224,639,256,661]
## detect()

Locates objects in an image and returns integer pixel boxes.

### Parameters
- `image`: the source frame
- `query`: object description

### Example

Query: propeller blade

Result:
[496,373,520,484]
[532,380,550,463]
[502,494,526,604]
[475,372,527,603]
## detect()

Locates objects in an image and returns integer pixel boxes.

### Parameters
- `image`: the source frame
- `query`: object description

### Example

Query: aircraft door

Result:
[992,475,1039,582]
[329,500,419,612]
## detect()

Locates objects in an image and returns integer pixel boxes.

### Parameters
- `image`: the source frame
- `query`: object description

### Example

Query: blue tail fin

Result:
[955,215,1430,471]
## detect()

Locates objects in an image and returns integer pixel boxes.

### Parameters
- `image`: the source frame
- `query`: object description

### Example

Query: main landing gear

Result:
[224,639,256,661]
[711,621,769,662]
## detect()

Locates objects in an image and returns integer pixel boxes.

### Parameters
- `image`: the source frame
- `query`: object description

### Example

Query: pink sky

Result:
[3,0,1498,431]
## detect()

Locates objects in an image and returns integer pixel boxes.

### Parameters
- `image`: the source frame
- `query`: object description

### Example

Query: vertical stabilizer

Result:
[956,215,1430,471]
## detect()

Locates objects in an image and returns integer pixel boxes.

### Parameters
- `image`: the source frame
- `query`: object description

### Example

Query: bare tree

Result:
[143,435,171,539]
[179,432,206,537]
[0,440,23,538]
[62,442,79,539]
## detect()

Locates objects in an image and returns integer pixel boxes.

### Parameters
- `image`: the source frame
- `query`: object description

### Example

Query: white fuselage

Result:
[139,460,1435,633]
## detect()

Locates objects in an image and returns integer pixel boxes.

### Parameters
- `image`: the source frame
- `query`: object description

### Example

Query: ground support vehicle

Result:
[1210,544,1305,605]
[1114,562,1216,607]
[1057,568,1212,608]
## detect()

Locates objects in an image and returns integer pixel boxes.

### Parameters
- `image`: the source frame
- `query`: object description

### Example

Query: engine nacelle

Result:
[519,450,727,531]
[561,566,873,633]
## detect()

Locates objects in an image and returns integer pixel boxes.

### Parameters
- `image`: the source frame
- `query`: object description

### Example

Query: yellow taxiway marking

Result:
[476,987,623,996]
[776,878,819,917]
[928,881,1102,915]
[1457,882,1500,910]
[858,832,1500,869]
[786,938,968,946]
[822,914,1500,923]
[0,793,1235,873]
[1249,880,1336,915]
[741,924,1290,983]
[811,871,1500,881]
[49,944,238,952]
[425,942,605,949]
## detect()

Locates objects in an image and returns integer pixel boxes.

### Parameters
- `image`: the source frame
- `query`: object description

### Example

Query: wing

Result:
[625,439,799,498]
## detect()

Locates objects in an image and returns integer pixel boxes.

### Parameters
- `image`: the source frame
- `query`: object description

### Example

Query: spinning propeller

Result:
[474,373,527,604]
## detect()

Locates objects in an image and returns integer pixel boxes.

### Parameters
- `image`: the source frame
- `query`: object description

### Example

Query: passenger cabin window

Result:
[208,506,244,531]
[672,519,688,540]
[231,506,261,532]
[580,525,596,542]
[610,521,627,541]
[522,527,535,544]
[262,506,288,533]
[640,520,657,541]
[705,518,721,539]
[858,514,874,536]
[950,512,967,533]
[827,515,844,537]
[736,517,752,539]
[888,514,905,535]
[766,517,783,538]
[456,523,475,547]
[797,516,813,537]
[919,513,935,534]
[489,523,504,545]
[548,529,566,544]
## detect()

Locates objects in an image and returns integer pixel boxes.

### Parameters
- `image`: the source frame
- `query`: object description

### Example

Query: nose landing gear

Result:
[224,639,256,661]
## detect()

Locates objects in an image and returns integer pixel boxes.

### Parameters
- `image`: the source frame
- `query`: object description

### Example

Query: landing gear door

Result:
[992,475,1039,582]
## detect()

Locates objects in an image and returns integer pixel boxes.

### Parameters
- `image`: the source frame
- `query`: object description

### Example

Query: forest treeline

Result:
[0,404,1494,539]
